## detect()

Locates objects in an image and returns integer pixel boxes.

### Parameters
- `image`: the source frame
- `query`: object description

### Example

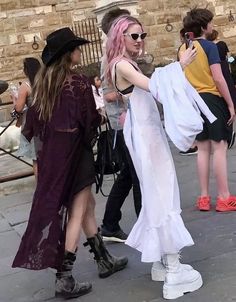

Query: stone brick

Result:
[35,6,53,15]
[0,58,16,72]
[0,35,8,47]
[142,15,156,26]
[0,13,7,20]
[29,18,45,28]
[0,71,17,81]
[8,9,35,19]
[55,3,75,12]
[72,11,86,22]
[15,17,30,31]
[59,12,72,24]
[19,0,38,8]
[0,21,4,33]
[215,5,225,16]
[2,19,15,32]
[8,34,23,45]
[5,44,32,57]
[45,14,61,26]
[222,25,236,38]
[214,16,229,26]
[38,0,57,5]
[74,1,95,9]
[159,37,175,48]
[0,48,4,57]
[23,32,41,43]
[0,1,19,11]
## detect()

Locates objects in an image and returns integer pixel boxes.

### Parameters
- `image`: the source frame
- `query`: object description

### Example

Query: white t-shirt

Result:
[92,85,105,110]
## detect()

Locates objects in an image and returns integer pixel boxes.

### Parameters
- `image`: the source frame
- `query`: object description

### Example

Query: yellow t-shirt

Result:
[179,39,221,96]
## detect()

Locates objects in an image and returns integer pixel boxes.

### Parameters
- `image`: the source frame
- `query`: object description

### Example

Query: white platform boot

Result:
[162,254,203,299]
[151,261,166,281]
[151,258,192,282]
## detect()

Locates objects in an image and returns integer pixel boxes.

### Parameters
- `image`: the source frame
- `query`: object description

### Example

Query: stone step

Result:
[0,153,35,197]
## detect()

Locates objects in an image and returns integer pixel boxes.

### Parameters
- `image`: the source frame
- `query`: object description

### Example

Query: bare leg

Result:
[82,192,98,238]
[33,160,38,181]
[65,186,91,253]
[211,140,230,199]
[196,140,211,196]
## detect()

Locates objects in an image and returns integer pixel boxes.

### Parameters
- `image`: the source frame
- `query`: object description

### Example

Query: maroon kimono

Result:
[12,74,101,270]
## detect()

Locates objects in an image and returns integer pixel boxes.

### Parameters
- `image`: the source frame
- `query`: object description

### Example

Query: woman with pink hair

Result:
[104,15,203,300]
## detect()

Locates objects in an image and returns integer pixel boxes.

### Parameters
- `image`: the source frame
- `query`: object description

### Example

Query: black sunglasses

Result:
[123,32,147,41]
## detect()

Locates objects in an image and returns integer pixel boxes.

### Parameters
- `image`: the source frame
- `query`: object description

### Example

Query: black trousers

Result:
[102,130,141,232]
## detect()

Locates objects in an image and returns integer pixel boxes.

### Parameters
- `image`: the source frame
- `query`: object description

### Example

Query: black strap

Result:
[114,61,139,95]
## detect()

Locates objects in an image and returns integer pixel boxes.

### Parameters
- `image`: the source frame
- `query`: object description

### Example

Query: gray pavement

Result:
[1,144,236,302]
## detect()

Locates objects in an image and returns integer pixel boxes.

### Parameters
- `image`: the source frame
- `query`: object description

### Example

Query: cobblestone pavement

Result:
[1,144,236,302]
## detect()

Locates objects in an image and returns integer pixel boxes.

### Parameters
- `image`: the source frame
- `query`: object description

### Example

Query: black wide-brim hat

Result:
[42,27,90,66]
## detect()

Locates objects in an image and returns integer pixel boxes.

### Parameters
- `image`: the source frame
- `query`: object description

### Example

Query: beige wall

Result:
[1,0,236,98]
[138,0,236,64]
[0,0,96,103]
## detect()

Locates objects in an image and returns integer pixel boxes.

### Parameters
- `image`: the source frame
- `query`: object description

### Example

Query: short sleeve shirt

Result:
[179,39,221,96]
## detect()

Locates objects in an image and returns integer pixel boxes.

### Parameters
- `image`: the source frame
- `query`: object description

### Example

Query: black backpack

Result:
[94,122,121,196]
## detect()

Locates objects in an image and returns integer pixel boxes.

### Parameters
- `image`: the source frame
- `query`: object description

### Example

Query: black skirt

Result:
[196,93,232,142]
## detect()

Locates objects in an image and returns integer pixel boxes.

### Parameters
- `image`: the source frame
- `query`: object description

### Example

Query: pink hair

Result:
[104,16,144,84]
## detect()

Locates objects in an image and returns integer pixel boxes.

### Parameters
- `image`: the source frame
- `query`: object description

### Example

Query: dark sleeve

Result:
[80,83,102,130]
[206,42,221,65]
[217,41,229,60]
[73,75,101,133]
[21,106,36,142]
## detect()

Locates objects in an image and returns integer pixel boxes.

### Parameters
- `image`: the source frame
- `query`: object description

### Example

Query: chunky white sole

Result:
[151,268,166,282]
[102,236,126,243]
[163,272,203,300]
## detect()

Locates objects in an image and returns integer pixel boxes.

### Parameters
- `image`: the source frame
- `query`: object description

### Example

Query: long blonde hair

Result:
[32,52,73,121]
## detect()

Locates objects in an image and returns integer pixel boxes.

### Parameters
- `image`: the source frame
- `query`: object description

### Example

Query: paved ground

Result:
[1,143,236,302]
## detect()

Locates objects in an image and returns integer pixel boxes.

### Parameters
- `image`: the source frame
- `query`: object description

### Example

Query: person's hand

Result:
[9,93,17,106]
[179,46,197,70]
[227,105,236,125]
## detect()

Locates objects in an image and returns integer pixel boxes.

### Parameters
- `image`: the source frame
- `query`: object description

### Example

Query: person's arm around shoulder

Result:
[14,83,30,113]
[116,60,150,91]
[117,47,197,91]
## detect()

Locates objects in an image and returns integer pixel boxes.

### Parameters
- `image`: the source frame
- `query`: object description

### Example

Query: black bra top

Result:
[120,85,134,95]
[114,61,138,95]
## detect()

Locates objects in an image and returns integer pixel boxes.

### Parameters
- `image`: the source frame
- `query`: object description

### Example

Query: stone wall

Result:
[0,0,96,104]
[1,0,236,98]
[138,0,236,65]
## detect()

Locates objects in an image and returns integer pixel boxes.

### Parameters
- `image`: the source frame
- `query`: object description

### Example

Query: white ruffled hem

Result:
[125,211,194,263]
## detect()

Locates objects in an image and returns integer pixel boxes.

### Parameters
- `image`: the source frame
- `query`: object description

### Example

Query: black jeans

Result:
[102,130,141,232]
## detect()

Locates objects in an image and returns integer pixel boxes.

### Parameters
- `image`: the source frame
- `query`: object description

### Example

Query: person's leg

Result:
[102,130,132,235]
[124,145,142,216]
[196,140,211,196]
[82,192,128,278]
[32,160,38,180]
[82,192,97,237]
[65,186,91,252]
[102,165,132,232]
[56,186,92,299]
[211,140,230,199]
[195,140,211,210]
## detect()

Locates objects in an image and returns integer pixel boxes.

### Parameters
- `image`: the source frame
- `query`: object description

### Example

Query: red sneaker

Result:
[216,195,236,212]
[196,196,211,211]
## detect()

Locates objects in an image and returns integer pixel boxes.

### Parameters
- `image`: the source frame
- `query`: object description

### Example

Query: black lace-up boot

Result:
[84,232,128,278]
[55,250,92,299]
